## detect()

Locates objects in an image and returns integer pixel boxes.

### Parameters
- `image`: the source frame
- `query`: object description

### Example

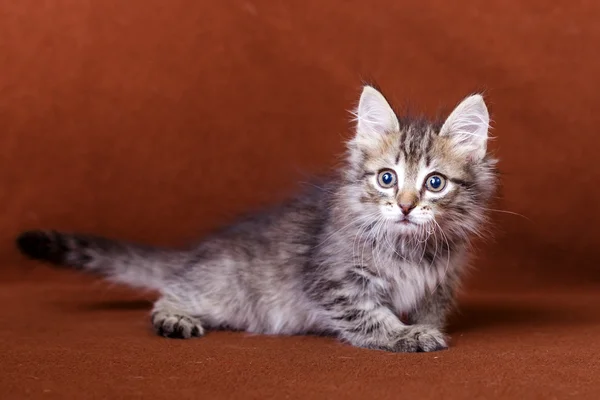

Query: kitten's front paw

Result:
[151,311,204,339]
[393,325,448,353]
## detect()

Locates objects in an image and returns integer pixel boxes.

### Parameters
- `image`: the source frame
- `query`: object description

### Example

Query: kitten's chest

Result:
[381,261,445,313]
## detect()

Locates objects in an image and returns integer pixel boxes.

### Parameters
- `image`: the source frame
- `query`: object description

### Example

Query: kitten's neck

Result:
[343,215,459,267]
[385,231,455,264]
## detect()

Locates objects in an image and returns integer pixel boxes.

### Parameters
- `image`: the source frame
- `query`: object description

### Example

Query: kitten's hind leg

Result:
[151,297,205,339]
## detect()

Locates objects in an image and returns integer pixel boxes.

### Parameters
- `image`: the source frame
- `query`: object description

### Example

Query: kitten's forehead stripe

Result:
[449,178,472,188]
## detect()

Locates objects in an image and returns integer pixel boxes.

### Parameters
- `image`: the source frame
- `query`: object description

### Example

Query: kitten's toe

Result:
[391,336,420,352]
[393,325,448,353]
[151,312,204,339]
[415,328,448,352]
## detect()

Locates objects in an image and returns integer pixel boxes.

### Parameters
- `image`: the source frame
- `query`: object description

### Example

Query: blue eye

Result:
[425,174,446,192]
[377,170,397,188]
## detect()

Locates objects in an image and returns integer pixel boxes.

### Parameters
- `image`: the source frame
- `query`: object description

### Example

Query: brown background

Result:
[1,0,600,399]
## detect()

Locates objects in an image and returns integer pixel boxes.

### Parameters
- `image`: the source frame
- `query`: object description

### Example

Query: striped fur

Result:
[16,85,497,352]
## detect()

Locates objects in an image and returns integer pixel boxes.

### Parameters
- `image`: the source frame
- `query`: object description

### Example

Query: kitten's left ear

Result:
[439,94,489,161]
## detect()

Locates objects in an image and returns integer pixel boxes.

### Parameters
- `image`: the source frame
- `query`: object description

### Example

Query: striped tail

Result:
[16,230,185,291]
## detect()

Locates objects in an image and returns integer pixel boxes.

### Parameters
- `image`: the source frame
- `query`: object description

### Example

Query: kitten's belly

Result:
[259,301,322,335]
[232,298,321,335]
[190,285,321,335]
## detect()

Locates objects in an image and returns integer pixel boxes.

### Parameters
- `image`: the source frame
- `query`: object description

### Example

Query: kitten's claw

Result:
[151,311,204,339]
[392,325,448,353]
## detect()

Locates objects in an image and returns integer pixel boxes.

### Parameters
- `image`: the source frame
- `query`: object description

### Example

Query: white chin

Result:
[395,221,419,234]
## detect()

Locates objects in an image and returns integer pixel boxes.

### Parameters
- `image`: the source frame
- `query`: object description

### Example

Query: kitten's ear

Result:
[439,94,489,161]
[355,86,399,142]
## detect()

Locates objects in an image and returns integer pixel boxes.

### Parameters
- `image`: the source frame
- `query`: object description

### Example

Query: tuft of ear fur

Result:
[354,86,399,144]
[439,94,489,161]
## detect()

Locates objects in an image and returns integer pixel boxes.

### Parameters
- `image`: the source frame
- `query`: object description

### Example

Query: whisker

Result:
[371,218,386,279]
[317,211,380,249]
[482,207,533,222]
[299,181,337,195]
[431,219,451,294]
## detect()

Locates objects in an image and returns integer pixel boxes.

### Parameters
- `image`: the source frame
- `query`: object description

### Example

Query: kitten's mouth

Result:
[398,219,414,225]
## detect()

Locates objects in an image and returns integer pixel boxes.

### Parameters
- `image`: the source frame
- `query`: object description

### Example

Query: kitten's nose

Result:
[398,191,418,215]
[399,203,415,215]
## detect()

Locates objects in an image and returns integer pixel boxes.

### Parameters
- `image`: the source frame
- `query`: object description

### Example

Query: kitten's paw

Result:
[392,325,448,353]
[151,311,204,339]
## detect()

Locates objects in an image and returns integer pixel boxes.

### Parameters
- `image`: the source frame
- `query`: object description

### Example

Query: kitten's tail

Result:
[16,230,185,291]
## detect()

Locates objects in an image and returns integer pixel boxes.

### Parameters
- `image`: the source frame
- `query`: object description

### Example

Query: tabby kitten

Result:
[17,85,497,352]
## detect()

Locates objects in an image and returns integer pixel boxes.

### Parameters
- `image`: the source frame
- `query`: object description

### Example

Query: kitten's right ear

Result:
[354,86,399,144]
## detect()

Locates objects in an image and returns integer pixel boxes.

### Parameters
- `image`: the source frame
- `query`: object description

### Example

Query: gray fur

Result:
[16,86,497,352]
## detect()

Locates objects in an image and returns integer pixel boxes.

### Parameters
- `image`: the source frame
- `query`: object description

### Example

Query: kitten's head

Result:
[343,85,497,241]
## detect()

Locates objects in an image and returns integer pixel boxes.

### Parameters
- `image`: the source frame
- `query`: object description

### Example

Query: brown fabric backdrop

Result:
[2,0,599,399]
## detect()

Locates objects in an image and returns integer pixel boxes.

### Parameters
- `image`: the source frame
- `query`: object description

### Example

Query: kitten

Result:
[16,85,497,352]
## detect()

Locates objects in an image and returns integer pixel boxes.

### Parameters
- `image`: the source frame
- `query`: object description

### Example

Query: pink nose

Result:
[399,203,415,215]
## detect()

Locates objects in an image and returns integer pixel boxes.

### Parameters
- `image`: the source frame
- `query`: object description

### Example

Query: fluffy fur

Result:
[16,85,497,352]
